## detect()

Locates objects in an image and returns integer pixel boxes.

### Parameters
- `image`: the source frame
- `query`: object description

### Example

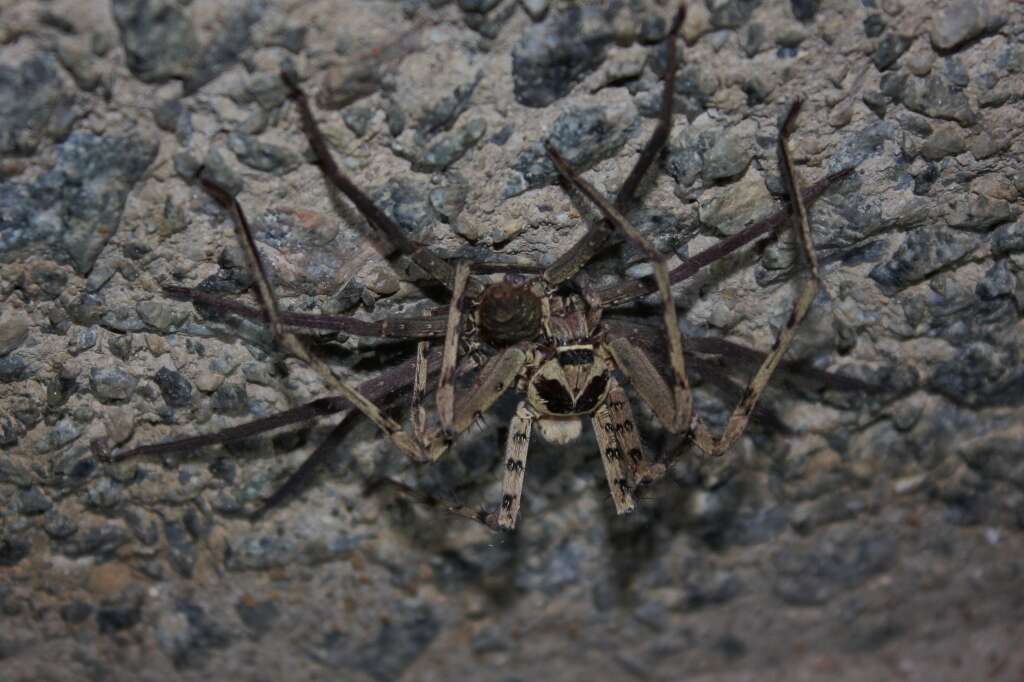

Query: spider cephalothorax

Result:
[526,294,611,419]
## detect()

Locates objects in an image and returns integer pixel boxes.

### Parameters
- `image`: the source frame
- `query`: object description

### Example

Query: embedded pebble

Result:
[102,406,136,445]
[702,133,753,181]
[0,355,33,383]
[0,54,75,156]
[0,308,29,355]
[412,118,487,173]
[900,75,978,126]
[198,148,243,197]
[872,33,912,71]
[111,0,198,82]
[992,220,1024,255]
[920,126,966,161]
[154,367,193,408]
[698,169,775,236]
[362,266,401,297]
[905,51,934,77]
[511,6,615,107]
[137,300,189,332]
[17,488,53,515]
[869,228,979,292]
[507,101,638,196]
[975,260,1016,300]
[90,367,138,402]
[183,0,264,94]
[227,133,302,175]
[35,418,82,453]
[211,383,249,415]
[930,0,990,52]
[56,39,104,93]
[946,194,1016,232]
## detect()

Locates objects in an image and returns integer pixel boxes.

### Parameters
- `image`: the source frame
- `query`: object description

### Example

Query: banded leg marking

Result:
[604,380,647,482]
[592,405,637,516]
[497,402,534,529]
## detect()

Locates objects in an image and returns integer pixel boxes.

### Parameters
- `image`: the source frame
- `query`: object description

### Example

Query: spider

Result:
[98,5,860,529]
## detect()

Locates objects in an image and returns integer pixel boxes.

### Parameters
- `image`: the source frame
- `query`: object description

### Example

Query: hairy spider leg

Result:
[201,179,432,461]
[282,64,466,295]
[686,99,827,457]
[592,168,854,310]
[542,4,687,286]
[436,262,472,436]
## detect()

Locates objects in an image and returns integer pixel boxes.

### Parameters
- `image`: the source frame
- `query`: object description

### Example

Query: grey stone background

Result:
[1,0,1023,680]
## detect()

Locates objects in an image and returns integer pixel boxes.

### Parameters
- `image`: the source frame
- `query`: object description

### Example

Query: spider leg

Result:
[104,398,342,462]
[426,346,526,461]
[200,179,429,461]
[546,144,692,433]
[688,99,825,457]
[497,402,534,529]
[411,340,431,441]
[281,65,463,294]
[602,317,880,395]
[593,167,854,309]
[370,478,497,529]
[250,407,362,520]
[102,346,441,463]
[542,4,686,286]
[436,262,471,435]
[603,379,647,481]
[592,391,638,516]
[163,285,448,338]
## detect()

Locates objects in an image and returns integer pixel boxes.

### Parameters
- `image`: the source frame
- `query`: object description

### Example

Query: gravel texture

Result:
[1,1,1023,681]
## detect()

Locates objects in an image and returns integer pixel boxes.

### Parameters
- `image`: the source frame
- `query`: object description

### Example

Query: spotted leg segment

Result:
[497,402,534,529]
[603,379,647,482]
[592,402,637,516]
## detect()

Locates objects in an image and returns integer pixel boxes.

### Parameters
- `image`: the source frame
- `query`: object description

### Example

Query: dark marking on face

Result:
[557,348,594,366]
[606,446,623,461]
[501,494,514,509]
[574,373,609,413]
[534,378,575,414]
[628,448,642,463]
[513,430,528,443]
[506,457,524,472]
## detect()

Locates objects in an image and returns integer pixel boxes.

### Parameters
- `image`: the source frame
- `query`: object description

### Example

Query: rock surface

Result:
[1,1,1022,681]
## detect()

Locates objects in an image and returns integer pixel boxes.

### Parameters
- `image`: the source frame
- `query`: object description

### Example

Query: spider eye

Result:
[477,282,541,347]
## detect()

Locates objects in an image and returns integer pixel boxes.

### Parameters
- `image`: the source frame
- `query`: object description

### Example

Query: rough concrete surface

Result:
[1,0,1023,680]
